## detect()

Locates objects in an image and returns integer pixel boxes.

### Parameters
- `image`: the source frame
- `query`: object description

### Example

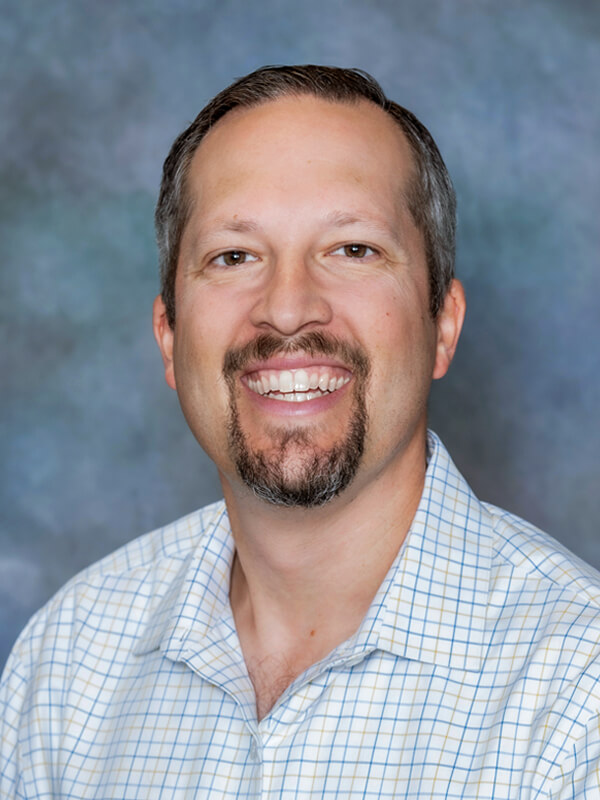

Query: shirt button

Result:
[249,740,259,761]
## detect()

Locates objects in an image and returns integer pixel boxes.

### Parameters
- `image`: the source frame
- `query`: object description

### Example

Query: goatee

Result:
[223,332,370,508]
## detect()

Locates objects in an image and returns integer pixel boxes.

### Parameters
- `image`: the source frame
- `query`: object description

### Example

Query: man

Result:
[2,65,600,798]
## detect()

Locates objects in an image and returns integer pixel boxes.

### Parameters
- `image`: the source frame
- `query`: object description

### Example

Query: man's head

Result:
[155,65,456,330]
[153,67,465,509]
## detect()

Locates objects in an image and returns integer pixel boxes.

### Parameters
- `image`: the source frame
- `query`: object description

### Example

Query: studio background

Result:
[1,0,598,669]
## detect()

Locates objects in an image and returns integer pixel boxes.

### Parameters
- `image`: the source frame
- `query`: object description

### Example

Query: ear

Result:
[432,279,466,380]
[152,295,177,390]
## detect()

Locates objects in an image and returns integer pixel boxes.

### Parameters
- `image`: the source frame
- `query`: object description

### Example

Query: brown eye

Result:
[223,251,245,266]
[330,243,377,260]
[214,250,258,267]
[343,244,369,258]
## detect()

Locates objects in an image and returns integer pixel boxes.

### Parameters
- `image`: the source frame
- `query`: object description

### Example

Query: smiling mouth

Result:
[245,366,351,403]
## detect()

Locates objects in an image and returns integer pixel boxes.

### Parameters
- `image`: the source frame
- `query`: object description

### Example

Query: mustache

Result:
[223,331,370,380]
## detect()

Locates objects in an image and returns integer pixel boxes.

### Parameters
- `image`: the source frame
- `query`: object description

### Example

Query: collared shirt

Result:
[2,432,600,799]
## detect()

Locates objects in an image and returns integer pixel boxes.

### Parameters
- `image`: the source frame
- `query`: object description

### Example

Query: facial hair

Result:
[223,331,370,508]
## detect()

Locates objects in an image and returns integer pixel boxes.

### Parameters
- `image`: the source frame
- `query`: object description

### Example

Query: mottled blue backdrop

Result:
[1,0,599,667]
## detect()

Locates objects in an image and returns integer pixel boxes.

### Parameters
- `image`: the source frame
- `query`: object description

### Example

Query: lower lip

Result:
[241,379,352,417]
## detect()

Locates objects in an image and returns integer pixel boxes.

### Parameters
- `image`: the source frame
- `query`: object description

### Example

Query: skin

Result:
[153,95,466,719]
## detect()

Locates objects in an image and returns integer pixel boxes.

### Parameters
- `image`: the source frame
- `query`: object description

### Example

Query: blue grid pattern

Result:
[3,432,600,798]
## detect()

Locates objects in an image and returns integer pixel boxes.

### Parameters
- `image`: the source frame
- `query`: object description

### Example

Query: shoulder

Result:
[0,501,228,796]
[484,503,600,729]
[486,502,600,609]
[1,500,227,680]
[460,503,600,789]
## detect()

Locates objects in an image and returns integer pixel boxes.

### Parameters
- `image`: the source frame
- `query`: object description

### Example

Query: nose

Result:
[249,256,333,336]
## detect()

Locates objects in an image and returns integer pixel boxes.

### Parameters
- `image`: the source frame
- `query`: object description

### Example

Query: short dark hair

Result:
[155,64,456,328]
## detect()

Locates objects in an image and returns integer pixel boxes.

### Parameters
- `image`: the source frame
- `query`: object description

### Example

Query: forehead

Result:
[185,95,416,212]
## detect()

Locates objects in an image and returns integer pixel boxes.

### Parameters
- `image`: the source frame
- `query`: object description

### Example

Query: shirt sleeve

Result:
[0,636,40,799]
[1,649,25,797]
[0,606,62,800]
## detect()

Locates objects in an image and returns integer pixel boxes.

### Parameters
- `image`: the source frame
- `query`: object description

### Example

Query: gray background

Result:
[1,0,599,669]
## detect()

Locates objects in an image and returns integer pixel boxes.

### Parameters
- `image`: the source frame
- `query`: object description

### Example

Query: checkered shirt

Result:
[2,432,600,798]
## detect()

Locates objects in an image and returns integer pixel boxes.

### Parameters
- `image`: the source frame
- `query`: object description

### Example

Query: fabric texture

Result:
[2,431,600,798]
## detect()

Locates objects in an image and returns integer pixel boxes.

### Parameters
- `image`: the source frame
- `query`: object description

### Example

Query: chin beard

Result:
[228,402,367,507]
[224,332,369,508]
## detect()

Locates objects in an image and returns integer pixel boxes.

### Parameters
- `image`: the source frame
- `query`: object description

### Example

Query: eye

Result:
[331,243,377,259]
[213,250,258,267]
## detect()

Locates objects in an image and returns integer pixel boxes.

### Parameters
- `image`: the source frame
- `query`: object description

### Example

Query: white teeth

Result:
[294,369,309,391]
[279,370,294,393]
[247,368,351,400]
[269,390,324,403]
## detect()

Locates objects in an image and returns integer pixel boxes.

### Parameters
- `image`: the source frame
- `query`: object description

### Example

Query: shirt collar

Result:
[359,430,492,671]
[133,503,234,656]
[135,431,492,673]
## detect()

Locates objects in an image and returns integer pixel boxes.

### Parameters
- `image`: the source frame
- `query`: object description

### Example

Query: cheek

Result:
[174,310,212,375]
[172,313,229,417]
[359,293,437,390]
[171,324,234,462]
[174,287,233,369]
[354,288,421,348]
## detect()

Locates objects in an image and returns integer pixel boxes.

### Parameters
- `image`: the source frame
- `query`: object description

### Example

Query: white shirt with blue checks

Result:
[2,431,600,798]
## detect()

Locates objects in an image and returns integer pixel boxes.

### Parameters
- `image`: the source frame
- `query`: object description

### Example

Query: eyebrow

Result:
[192,210,407,250]
[183,218,262,259]
[214,218,261,234]
[324,210,407,249]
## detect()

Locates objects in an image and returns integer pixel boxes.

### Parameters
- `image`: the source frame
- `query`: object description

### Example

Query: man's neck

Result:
[221,430,429,720]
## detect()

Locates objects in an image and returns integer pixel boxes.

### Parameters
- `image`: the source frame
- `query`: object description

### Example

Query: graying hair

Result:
[155,64,456,328]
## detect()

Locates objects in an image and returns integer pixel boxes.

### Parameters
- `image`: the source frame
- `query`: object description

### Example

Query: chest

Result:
[244,644,330,720]
[39,650,563,799]
[247,656,298,720]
